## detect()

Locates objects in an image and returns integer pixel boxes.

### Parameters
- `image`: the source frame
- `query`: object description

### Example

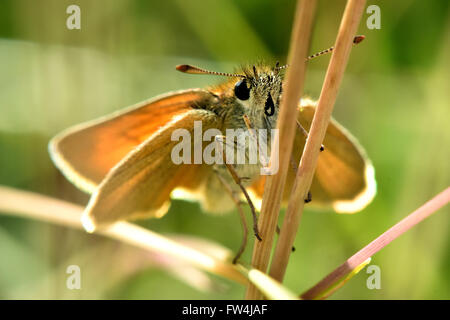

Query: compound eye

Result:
[234,80,250,101]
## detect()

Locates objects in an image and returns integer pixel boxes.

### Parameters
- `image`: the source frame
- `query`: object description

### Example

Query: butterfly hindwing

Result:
[82,109,221,231]
[249,99,376,213]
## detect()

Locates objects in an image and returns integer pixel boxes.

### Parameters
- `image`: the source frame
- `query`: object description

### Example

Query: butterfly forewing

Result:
[49,89,214,194]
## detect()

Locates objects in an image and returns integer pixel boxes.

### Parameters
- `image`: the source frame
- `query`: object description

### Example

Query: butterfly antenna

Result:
[176,64,245,78]
[276,35,365,70]
[274,61,280,74]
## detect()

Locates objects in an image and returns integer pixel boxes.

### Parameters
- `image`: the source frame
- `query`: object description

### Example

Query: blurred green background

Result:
[0,0,449,299]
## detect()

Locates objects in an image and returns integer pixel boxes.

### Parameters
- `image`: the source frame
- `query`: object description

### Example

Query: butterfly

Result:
[49,62,375,232]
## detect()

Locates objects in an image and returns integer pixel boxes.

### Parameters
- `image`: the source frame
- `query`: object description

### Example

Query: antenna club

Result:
[176,64,190,72]
[353,35,365,44]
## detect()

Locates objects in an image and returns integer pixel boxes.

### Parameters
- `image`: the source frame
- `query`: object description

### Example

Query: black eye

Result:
[234,80,250,101]
[265,92,275,117]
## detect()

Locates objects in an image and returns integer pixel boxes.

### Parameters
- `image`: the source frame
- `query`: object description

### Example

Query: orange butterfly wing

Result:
[82,109,221,231]
[49,89,214,194]
[249,99,376,213]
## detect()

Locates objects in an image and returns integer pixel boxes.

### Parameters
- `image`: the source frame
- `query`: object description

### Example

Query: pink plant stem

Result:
[301,187,450,299]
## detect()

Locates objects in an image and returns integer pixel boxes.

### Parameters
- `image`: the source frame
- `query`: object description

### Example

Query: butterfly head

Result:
[233,64,284,120]
[176,62,285,127]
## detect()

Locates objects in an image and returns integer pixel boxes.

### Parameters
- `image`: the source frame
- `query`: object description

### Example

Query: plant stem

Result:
[0,186,247,284]
[301,187,450,299]
[245,0,317,300]
[269,0,367,283]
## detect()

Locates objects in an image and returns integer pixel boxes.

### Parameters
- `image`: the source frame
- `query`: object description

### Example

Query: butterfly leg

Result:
[215,135,262,242]
[290,154,313,204]
[305,191,312,203]
[275,225,296,252]
[214,169,248,264]
[296,120,325,152]
[225,163,262,242]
